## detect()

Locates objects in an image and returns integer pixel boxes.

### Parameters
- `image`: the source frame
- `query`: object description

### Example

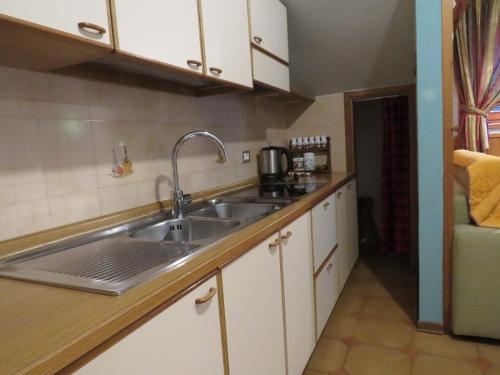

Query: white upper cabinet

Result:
[200,0,253,88]
[113,0,204,75]
[223,233,286,375]
[311,192,338,272]
[76,276,225,375]
[252,48,290,92]
[249,0,289,63]
[0,0,111,45]
[280,213,316,375]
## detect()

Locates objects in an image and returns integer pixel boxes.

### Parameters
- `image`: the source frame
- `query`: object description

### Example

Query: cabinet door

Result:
[252,49,290,91]
[315,251,339,339]
[281,213,315,375]
[113,0,203,75]
[200,0,253,88]
[311,192,338,272]
[347,179,359,271]
[0,0,111,45]
[249,0,289,63]
[77,276,224,375]
[336,186,350,290]
[223,233,286,375]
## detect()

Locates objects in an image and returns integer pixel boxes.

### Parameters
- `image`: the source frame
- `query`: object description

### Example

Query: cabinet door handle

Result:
[269,238,280,249]
[327,263,333,271]
[187,59,202,68]
[281,231,292,240]
[253,36,263,44]
[195,287,217,304]
[209,67,223,75]
[337,192,342,199]
[78,22,106,35]
[323,201,330,209]
[348,183,352,190]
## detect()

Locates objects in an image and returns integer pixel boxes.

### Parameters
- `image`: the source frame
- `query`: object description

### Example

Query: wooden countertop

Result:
[0,172,355,375]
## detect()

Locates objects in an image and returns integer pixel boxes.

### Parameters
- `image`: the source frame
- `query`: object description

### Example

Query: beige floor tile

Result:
[323,314,358,339]
[354,319,413,349]
[360,298,413,323]
[332,295,364,316]
[479,344,500,367]
[486,368,500,375]
[344,344,411,375]
[412,355,482,375]
[303,370,328,375]
[307,338,348,373]
[412,332,478,360]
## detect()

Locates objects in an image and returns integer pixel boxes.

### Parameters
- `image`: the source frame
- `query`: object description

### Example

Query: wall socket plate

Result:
[242,150,251,163]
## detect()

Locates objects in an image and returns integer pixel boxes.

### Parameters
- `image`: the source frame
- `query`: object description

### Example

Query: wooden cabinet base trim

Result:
[313,245,338,280]
[0,13,112,72]
[216,273,230,375]
[417,321,444,334]
[251,42,289,66]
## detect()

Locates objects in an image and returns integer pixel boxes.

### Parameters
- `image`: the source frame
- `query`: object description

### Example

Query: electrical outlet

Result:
[242,150,251,163]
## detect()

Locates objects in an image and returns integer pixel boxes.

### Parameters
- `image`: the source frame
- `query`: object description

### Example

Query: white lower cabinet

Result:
[222,233,286,375]
[347,179,359,271]
[315,251,339,339]
[336,185,350,291]
[76,276,224,375]
[311,192,338,272]
[280,212,316,375]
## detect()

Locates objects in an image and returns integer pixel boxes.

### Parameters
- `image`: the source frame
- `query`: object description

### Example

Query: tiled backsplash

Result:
[0,66,286,241]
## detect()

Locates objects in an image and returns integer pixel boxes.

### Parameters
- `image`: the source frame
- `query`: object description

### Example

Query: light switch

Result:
[242,150,251,163]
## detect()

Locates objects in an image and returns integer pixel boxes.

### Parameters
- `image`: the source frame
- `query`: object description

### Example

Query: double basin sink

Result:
[0,197,297,295]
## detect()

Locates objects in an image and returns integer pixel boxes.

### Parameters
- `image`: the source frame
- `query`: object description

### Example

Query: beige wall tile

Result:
[0,66,286,241]
[413,355,482,375]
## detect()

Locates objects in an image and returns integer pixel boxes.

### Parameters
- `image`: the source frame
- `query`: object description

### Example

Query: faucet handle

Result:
[183,194,192,206]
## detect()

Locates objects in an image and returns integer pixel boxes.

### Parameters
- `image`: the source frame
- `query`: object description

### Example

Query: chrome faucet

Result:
[171,131,229,219]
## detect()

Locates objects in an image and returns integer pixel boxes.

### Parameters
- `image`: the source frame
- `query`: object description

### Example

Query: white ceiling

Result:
[281,0,416,96]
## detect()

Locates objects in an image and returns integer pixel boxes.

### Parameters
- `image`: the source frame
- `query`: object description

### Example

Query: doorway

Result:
[344,85,418,322]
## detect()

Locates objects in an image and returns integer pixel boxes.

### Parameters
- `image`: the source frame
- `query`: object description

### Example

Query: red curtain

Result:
[381,96,410,254]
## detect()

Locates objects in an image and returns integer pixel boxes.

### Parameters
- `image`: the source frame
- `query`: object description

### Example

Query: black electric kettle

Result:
[258,146,292,182]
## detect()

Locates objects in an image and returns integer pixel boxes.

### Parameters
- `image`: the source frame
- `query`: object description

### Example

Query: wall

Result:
[354,99,384,228]
[266,94,347,172]
[415,0,444,325]
[0,66,285,242]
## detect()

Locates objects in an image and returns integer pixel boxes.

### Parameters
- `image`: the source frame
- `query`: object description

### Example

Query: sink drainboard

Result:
[0,238,198,295]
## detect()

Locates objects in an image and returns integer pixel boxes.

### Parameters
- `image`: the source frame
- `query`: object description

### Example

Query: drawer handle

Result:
[253,36,263,44]
[269,238,280,249]
[323,202,330,209]
[327,263,333,271]
[78,22,106,35]
[187,59,202,68]
[281,231,292,240]
[195,287,217,304]
[209,67,223,75]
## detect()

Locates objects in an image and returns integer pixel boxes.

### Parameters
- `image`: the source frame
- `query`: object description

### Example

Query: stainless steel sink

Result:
[130,217,240,243]
[0,197,293,295]
[188,202,281,220]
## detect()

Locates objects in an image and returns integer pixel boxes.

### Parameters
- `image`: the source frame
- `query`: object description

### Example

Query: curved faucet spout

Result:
[171,131,229,218]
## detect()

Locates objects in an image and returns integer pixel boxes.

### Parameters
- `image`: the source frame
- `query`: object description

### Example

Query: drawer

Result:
[252,48,290,92]
[311,193,337,272]
[315,251,339,339]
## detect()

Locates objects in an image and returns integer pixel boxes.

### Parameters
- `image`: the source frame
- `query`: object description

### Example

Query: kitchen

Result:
[1,1,489,375]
